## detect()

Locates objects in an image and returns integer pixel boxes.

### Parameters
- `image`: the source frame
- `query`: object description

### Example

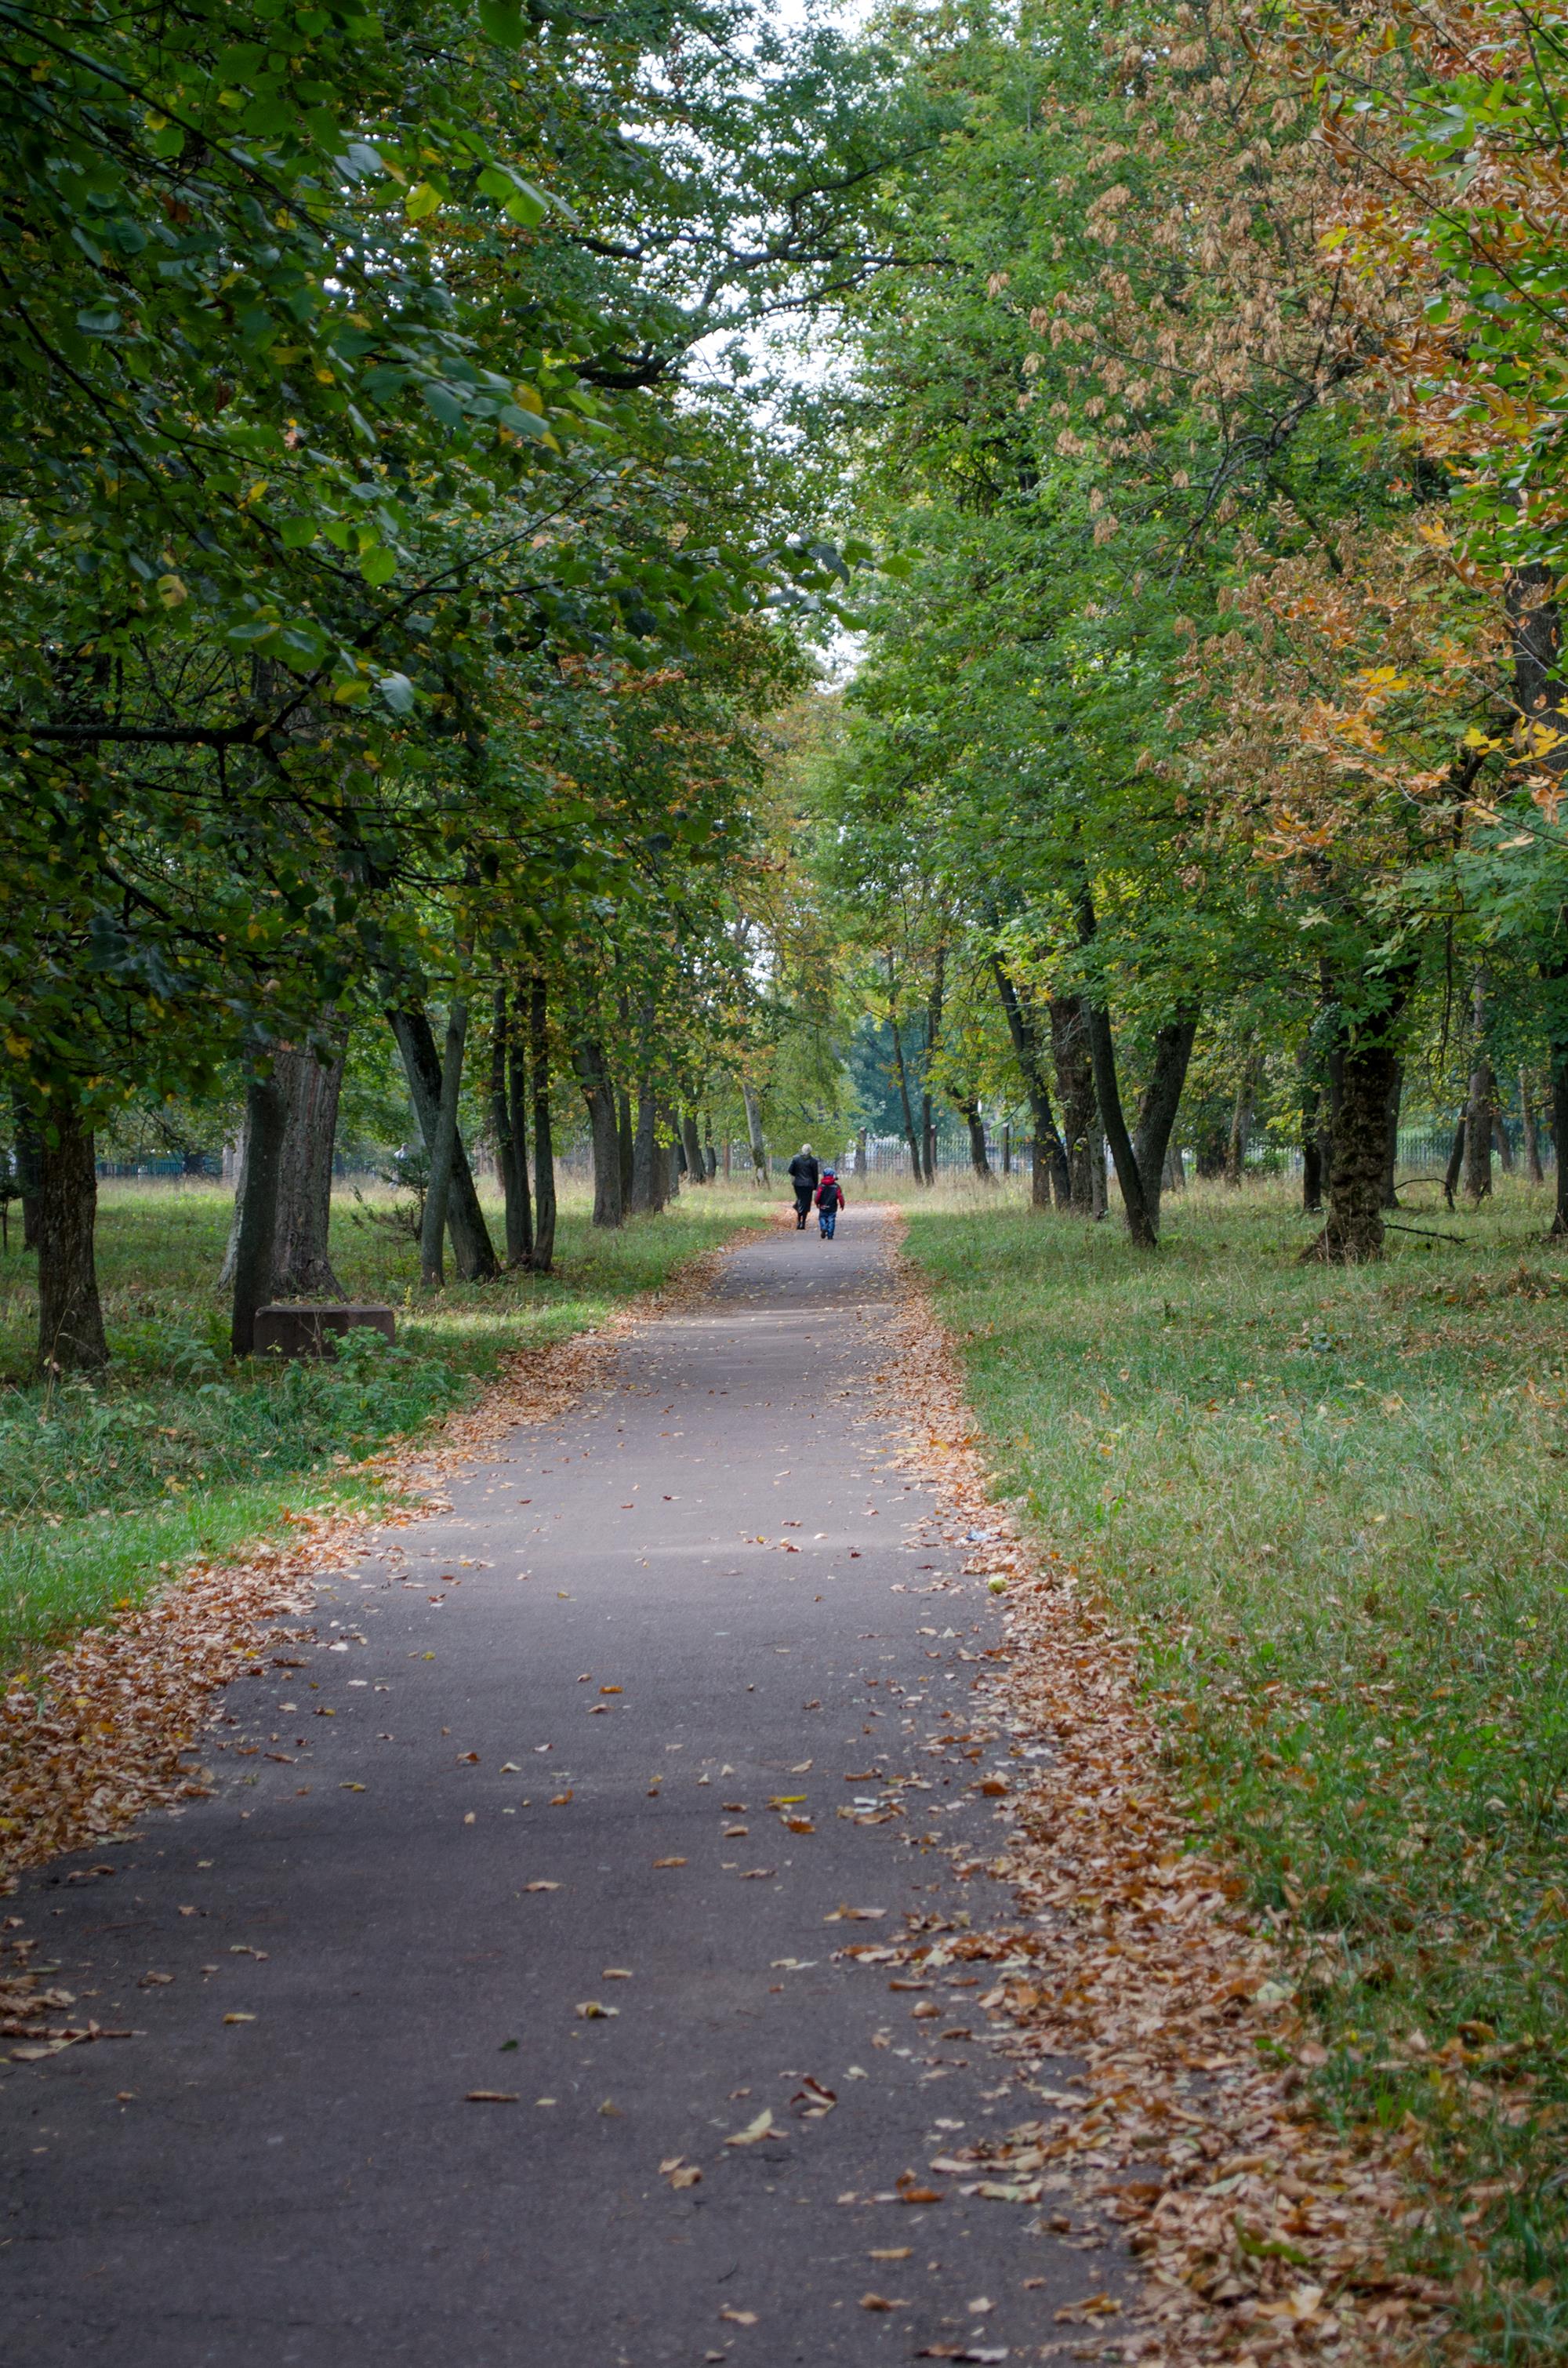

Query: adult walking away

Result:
[787,1142,819,1229]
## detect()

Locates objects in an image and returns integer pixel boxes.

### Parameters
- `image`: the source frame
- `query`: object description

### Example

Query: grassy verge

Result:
[902,1178,1568,2357]
[0,1179,768,1670]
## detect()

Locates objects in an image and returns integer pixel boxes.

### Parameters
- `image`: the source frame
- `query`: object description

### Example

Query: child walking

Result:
[815,1168,844,1238]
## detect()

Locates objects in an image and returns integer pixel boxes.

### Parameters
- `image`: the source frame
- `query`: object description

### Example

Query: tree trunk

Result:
[1443,1115,1466,1211]
[1494,1114,1515,1175]
[1304,971,1416,1261]
[1301,1081,1324,1213]
[989,954,1069,1208]
[218,1122,247,1288]
[887,957,927,1185]
[1073,881,1157,1247]
[388,1006,500,1280]
[529,975,556,1273]
[230,1071,287,1358]
[681,1110,706,1184]
[617,1087,635,1212]
[13,1096,42,1252]
[1383,1057,1403,1208]
[1522,1066,1546,1186]
[270,1039,347,1298]
[740,1080,767,1185]
[1464,974,1495,1203]
[1050,995,1098,1212]
[853,1127,868,1180]
[956,1097,992,1181]
[421,1001,469,1288]
[703,1116,717,1181]
[922,946,946,1185]
[501,982,533,1266]
[36,1102,107,1373]
[631,1088,658,1215]
[1001,1122,1011,1178]
[576,1039,622,1228]
[1551,1029,1568,1239]
[1163,1139,1185,1193]
[1132,1013,1200,1237]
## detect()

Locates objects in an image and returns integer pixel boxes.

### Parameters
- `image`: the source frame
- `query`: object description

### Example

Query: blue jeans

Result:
[818,1209,837,1237]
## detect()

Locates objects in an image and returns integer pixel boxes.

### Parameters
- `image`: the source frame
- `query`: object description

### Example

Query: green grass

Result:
[902,1176,1568,2359]
[0,1178,767,1671]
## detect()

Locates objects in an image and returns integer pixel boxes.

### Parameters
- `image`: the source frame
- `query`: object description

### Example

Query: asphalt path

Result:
[2,1206,1125,2366]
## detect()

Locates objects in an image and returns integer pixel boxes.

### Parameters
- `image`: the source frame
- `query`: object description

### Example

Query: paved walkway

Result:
[3,1209,1117,2366]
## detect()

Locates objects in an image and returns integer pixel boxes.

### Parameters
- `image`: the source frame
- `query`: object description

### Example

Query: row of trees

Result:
[1,0,931,1371]
[795,0,1567,1259]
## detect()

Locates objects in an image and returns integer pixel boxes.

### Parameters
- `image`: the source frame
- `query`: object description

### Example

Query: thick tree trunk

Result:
[1050,996,1097,1213]
[703,1115,717,1181]
[1163,1139,1185,1193]
[37,1103,107,1373]
[740,1080,767,1185]
[529,976,556,1273]
[1494,1114,1515,1175]
[1303,971,1416,1261]
[1073,882,1157,1247]
[270,1039,347,1298]
[421,1001,469,1288]
[576,1039,622,1228]
[388,1006,499,1280]
[230,1072,287,1358]
[1132,1013,1200,1238]
[990,954,1069,1208]
[681,1110,706,1185]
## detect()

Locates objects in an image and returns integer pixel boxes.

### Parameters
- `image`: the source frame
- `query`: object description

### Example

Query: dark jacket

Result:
[787,1153,820,1193]
[815,1175,844,1211]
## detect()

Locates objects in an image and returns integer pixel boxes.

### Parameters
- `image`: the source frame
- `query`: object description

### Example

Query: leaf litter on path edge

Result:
[0,1235,763,2050]
[848,1228,1457,2368]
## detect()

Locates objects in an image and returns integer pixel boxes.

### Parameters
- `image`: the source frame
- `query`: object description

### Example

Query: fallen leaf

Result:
[575,2000,619,2019]
[652,1856,687,1869]
[792,2076,837,2118]
[601,1967,633,1980]
[549,1792,573,1806]
[717,2308,757,2326]
[859,2294,909,2312]
[499,1763,521,1773]
[724,2108,782,2147]
[524,1881,559,1893]
[339,1781,366,1792]
[465,2090,518,2104]
[869,2247,913,2261]
[223,2013,256,2025]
